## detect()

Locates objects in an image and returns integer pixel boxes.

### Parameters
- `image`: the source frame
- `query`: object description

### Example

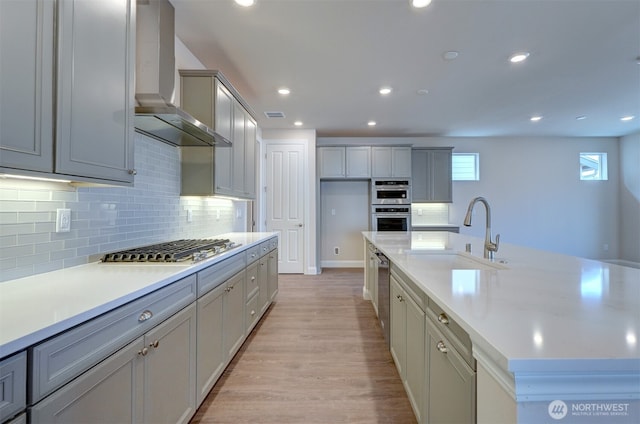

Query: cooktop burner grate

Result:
[102,238,235,262]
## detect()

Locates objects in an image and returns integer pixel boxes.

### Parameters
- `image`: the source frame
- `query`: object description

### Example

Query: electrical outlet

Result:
[418,208,423,216]
[216,209,220,220]
[187,209,193,223]
[603,244,609,251]
[334,247,339,255]
[56,208,71,233]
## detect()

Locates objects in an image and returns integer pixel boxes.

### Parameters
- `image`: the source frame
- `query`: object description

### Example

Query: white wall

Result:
[320,180,369,267]
[319,136,621,260]
[619,131,640,263]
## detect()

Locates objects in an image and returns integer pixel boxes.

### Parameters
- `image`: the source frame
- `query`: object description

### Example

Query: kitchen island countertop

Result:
[0,232,277,359]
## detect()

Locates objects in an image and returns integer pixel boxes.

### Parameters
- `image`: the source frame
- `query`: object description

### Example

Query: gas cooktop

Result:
[102,238,239,263]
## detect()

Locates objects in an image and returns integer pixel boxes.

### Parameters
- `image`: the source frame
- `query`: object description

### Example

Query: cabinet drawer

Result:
[390,265,427,311]
[427,300,475,370]
[197,252,246,296]
[246,261,259,300]
[268,237,278,252]
[30,275,197,403]
[245,293,259,334]
[0,351,26,423]
[245,244,261,264]
[259,241,271,257]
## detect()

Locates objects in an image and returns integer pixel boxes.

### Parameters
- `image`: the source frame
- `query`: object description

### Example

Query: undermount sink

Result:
[404,249,509,270]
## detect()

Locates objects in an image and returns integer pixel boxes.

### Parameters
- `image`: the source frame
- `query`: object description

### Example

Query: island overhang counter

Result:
[363,231,639,423]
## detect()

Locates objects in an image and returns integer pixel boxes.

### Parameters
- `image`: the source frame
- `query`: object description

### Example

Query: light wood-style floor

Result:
[190,268,417,424]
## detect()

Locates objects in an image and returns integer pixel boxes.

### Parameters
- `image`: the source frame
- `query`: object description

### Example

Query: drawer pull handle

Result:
[251,276,256,281]
[138,347,149,356]
[138,310,153,322]
[250,310,256,316]
[396,295,404,302]
[150,340,160,349]
[437,313,450,325]
[436,341,448,354]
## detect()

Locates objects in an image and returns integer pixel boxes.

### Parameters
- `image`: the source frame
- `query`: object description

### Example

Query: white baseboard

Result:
[320,260,365,268]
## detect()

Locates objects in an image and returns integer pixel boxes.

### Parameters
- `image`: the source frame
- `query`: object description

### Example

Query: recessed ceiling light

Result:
[417,89,429,95]
[368,121,377,126]
[576,115,587,121]
[278,88,290,95]
[621,115,635,121]
[530,115,543,122]
[234,0,255,7]
[443,51,459,61]
[379,87,392,95]
[294,121,303,126]
[412,0,432,8]
[510,52,530,63]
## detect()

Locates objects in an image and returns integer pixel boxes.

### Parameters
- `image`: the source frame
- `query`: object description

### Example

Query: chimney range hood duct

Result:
[134,0,215,146]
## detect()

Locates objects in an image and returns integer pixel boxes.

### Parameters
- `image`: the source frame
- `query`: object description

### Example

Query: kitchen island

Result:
[363,231,639,424]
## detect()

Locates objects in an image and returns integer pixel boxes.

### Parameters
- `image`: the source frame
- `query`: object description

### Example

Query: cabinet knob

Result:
[251,276,256,281]
[437,313,450,325]
[396,295,404,302]
[250,310,256,316]
[150,340,159,349]
[128,169,137,175]
[138,310,153,322]
[436,341,448,354]
[138,347,149,356]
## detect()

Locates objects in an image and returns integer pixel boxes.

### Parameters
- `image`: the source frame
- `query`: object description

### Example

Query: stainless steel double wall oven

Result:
[371,179,411,231]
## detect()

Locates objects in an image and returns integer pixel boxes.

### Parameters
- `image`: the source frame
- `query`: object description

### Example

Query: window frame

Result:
[452,153,480,181]
[579,152,608,181]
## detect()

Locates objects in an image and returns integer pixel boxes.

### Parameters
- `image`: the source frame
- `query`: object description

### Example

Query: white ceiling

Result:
[172,0,640,138]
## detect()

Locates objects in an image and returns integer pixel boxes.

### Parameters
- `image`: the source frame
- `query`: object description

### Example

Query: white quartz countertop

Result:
[0,232,277,359]
[363,231,640,375]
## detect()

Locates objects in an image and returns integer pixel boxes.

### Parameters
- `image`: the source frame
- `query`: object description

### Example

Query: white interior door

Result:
[266,144,305,273]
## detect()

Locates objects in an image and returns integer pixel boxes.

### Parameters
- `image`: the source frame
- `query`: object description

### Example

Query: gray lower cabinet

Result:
[389,273,426,422]
[258,255,270,314]
[224,271,247,360]
[426,317,476,424]
[0,351,27,423]
[30,303,197,424]
[196,283,226,406]
[0,0,135,184]
[267,248,279,302]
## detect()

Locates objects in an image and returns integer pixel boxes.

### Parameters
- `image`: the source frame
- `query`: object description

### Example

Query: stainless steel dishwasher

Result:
[375,250,390,348]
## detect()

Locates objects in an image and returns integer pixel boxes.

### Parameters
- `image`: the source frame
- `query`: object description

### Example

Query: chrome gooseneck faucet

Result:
[463,197,500,260]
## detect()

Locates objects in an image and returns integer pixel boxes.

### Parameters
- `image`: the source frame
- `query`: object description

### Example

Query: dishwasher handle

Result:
[374,251,389,266]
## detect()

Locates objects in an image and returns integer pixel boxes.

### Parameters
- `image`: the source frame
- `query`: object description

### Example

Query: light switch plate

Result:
[56,208,71,233]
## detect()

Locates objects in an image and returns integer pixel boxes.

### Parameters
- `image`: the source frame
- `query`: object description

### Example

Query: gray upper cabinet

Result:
[180,70,257,199]
[372,146,412,178]
[0,0,54,173]
[318,146,371,178]
[412,148,453,203]
[0,0,135,185]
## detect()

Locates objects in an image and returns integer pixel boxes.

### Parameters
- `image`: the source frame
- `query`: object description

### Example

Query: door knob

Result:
[297,223,303,227]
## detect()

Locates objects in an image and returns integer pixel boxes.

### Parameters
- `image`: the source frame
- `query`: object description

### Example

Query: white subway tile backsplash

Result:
[0,134,236,282]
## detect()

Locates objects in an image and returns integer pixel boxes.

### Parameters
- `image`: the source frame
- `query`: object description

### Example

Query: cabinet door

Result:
[0,351,26,423]
[411,149,430,202]
[392,147,412,178]
[214,144,233,195]
[224,271,246,360]
[346,146,371,178]
[405,294,426,423]
[258,255,270,313]
[318,147,345,178]
[0,0,54,173]
[267,249,279,302]
[144,304,197,424]
[389,275,406,377]
[196,283,226,406]
[244,116,257,199]
[427,319,476,424]
[371,147,392,177]
[431,149,453,202]
[232,102,246,194]
[214,80,233,143]
[30,338,144,424]
[55,0,134,183]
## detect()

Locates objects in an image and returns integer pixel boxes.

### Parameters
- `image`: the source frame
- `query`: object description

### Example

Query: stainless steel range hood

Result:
[134,0,215,146]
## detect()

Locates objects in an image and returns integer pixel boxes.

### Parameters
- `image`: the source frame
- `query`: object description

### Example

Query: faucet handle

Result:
[493,234,500,252]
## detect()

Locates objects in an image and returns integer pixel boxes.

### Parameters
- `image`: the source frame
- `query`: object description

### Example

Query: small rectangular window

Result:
[452,153,479,181]
[580,153,608,180]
